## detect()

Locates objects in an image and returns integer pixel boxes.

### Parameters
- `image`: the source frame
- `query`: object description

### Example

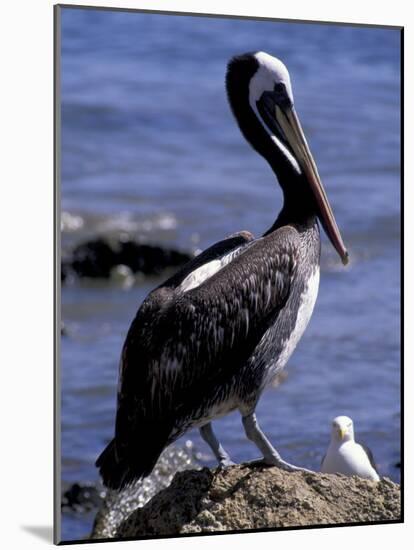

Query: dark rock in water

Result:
[71,239,117,279]
[117,241,192,275]
[107,465,400,538]
[61,237,193,282]
[62,482,105,514]
[61,261,70,283]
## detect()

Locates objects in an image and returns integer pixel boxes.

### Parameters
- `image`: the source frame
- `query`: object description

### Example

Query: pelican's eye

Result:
[256,89,293,155]
[272,82,291,109]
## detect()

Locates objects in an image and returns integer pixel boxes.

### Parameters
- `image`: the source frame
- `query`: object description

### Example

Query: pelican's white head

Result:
[248,51,294,108]
[331,415,355,443]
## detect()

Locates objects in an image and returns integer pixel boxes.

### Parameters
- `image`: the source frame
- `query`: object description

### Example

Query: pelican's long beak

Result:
[275,105,349,265]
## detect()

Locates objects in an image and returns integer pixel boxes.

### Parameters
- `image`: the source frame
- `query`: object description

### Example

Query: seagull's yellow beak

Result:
[339,427,348,440]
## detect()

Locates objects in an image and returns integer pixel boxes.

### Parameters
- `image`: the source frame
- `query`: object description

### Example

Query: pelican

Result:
[96,51,348,490]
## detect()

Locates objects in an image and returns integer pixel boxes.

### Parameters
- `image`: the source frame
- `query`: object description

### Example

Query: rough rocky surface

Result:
[104,464,400,538]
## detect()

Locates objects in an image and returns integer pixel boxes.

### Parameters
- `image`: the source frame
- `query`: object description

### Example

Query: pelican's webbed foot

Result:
[242,412,314,474]
[200,422,235,468]
[218,457,236,468]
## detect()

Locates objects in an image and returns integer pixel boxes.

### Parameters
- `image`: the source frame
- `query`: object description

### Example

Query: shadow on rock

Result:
[115,468,219,537]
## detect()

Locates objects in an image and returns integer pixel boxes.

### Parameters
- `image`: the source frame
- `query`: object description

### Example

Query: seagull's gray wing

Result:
[359,443,379,474]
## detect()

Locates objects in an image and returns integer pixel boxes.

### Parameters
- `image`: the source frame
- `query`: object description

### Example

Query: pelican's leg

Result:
[242,412,313,473]
[200,423,235,468]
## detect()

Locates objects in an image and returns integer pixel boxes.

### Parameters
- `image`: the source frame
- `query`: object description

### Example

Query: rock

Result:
[90,443,199,540]
[110,464,400,538]
[116,241,192,276]
[61,321,68,337]
[62,237,193,282]
[62,482,105,514]
[71,239,117,279]
[109,264,135,289]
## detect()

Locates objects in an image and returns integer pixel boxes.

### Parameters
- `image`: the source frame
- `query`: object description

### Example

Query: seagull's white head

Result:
[331,415,355,443]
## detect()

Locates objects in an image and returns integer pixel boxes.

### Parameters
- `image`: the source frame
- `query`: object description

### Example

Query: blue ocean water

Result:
[59,7,401,541]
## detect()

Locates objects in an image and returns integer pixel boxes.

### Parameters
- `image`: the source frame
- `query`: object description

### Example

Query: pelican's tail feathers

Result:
[95,433,168,491]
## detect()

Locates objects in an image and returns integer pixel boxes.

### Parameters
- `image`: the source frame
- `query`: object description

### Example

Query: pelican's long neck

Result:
[226,55,318,230]
[268,158,318,229]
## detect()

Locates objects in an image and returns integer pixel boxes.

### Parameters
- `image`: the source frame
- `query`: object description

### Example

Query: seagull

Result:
[321,416,380,481]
